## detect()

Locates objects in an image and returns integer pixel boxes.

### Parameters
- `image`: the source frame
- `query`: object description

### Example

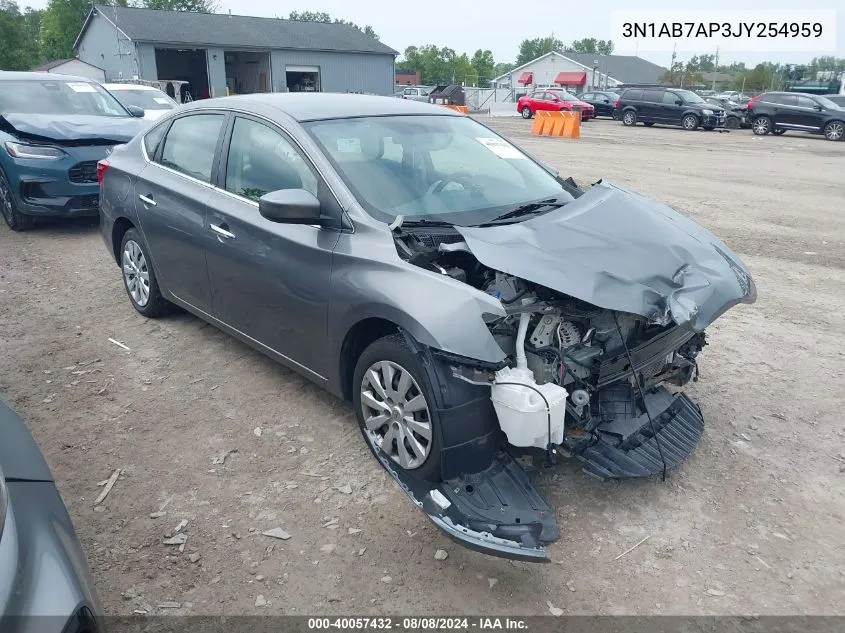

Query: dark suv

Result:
[618,87,725,130]
[747,92,845,141]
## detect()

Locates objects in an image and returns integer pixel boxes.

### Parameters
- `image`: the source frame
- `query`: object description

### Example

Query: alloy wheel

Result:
[623,112,635,125]
[825,121,844,141]
[753,117,770,135]
[683,115,698,130]
[122,239,151,307]
[359,360,432,470]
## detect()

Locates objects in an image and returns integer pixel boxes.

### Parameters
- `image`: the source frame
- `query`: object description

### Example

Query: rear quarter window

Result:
[143,122,168,159]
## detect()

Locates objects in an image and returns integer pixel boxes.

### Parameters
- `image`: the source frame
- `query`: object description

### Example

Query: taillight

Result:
[615,98,621,108]
[96,160,109,186]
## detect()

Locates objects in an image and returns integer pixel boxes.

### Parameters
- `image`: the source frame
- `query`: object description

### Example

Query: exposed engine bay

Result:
[393,224,707,471]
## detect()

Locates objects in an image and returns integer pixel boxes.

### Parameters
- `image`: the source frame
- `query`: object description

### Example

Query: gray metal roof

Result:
[87,5,397,56]
[178,92,460,122]
[561,53,666,85]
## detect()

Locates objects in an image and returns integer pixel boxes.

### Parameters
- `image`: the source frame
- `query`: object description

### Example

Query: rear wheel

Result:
[752,116,772,135]
[521,106,533,119]
[823,120,844,141]
[353,334,442,482]
[120,228,170,318]
[0,169,36,231]
[622,110,637,126]
[682,114,699,131]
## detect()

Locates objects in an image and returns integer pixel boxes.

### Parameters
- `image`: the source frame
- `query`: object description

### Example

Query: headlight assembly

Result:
[5,141,66,160]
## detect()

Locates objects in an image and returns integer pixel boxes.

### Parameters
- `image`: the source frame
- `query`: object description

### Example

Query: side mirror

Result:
[675,99,683,105]
[126,105,145,118]
[814,104,824,111]
[258,189,324,225]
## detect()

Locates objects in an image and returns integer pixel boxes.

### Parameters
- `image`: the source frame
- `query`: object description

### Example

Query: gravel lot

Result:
[1,118,844,616]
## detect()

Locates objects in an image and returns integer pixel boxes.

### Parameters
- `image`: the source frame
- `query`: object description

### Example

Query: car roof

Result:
[103,83,164,91]
[0,70,95,83]
[176,92,462,122]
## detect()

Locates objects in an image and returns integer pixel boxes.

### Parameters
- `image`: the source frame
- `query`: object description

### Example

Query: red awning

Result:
[517,72,533,85]
[555,71,587,85]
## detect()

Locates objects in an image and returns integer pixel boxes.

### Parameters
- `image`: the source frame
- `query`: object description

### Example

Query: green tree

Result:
[40,0,90,60]
[566,38,614,55]
[515,36,563,65]
[22,6,44,65]
[470,49,494,85]
[493,61,514,77]
[142,0,217,10]
[0,0,38,70]
[288,10,379,40]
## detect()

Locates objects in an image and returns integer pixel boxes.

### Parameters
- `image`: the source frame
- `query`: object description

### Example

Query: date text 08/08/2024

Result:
[307,617,529,630]
[621,21,823,38]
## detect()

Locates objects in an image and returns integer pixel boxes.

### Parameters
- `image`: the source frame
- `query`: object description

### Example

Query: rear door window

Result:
[796,95,817,109]
[623,89,643,101]
[642,89,663,103]
[159,114,225,182]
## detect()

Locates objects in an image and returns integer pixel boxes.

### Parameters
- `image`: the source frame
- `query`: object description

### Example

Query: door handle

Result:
[138,194,156,207]
[210,223,236,239]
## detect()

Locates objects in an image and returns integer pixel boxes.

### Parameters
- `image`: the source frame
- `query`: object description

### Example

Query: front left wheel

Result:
[353,334,442,482]
[0,168,36,231]
[682,114,700,131]
[120,228,171,318]
[824,120,844,141]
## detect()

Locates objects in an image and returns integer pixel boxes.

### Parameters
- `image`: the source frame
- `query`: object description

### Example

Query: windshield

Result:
[0,80,128,117]
[675,90,705,104]
[814,95,840,109]
[306,115,568,225]
[109,88,177,111]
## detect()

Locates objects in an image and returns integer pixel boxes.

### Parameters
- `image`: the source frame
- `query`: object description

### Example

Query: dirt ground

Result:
[1,118,844,617]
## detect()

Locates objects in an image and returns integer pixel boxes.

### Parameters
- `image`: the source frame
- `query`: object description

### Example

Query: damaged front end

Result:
[376,179,756,561]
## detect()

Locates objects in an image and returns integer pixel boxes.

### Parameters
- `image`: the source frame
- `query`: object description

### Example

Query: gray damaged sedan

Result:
[98,94,756,562]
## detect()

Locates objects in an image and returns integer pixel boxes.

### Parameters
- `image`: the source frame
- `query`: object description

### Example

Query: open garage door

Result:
[286,65,320,92]
[224,51,271,95]
[155,48,210,101]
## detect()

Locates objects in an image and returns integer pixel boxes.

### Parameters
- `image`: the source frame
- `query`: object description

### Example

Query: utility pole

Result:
[670,42,677,86]
[712,47,719,92]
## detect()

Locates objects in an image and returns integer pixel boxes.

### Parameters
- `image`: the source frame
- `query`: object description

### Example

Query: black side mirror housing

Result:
[814,104,824,111]
[259,189,326,225]
[675,99,683,105]
[126,105,145,118]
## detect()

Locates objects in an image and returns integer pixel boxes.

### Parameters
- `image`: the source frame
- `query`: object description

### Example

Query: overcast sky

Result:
[27,0,843,68]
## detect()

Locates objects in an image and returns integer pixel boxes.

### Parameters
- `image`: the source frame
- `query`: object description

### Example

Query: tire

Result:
[725,116,740,130]
[521,106,533,119]
[682,114,699,131]
[622,110,637,126]
[823,120,844,141]
[772,128,787,135]
[353,334,442,482]
[0,168,36,231]
[119,228,170,318]
[643,122,654,127]
[752,116,772,135]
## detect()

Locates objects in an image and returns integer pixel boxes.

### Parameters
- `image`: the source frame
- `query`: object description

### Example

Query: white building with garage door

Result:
[74,4,397,102]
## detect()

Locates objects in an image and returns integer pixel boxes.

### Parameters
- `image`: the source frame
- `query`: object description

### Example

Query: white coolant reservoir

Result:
[491,366,568,449]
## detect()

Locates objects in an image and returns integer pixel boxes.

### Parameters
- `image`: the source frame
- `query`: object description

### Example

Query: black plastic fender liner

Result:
[371,444,552,562]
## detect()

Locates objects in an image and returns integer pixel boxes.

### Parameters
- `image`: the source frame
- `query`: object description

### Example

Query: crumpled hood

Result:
[456,181,755,330]
[0,113,145,144]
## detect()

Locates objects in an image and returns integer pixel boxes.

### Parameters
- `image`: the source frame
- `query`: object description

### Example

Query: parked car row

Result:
[524,84,845,141]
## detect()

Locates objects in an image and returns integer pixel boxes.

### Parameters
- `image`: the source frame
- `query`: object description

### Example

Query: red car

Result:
[517,89,595,121]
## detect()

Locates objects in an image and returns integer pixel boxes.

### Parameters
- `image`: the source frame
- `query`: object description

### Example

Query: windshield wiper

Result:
[396,219,454,228]
[480,197,567,226]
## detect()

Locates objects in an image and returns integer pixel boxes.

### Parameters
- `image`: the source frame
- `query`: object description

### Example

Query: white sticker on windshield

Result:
[67,82,97,93]
[475,137,525,159]
[336,138,362,154]
[153,97,172,105]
